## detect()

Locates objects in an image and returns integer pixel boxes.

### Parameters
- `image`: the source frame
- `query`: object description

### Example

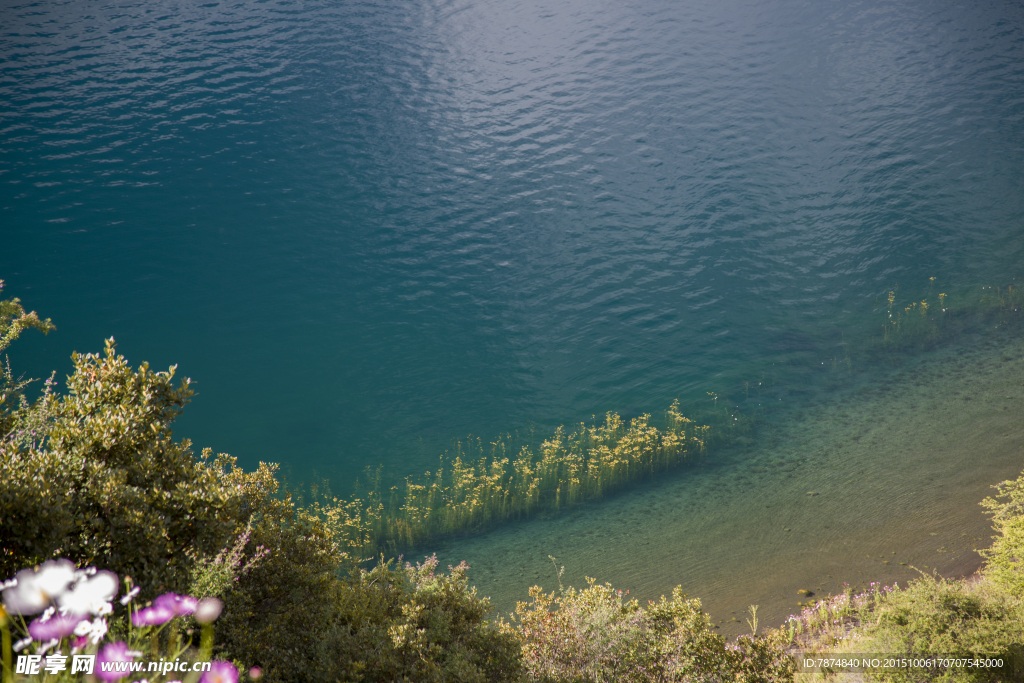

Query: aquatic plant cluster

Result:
[319,405,709,555]
[877,281,1022,353]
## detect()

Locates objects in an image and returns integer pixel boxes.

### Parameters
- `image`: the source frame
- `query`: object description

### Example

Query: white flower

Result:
[194,598,223,624]
[2,560,76,615]
[74,620,92,637]
[97,601,113,616]
[13,637,32,653]
[58,570,118,616]
[87,617,108,644]
[120,586,141,606]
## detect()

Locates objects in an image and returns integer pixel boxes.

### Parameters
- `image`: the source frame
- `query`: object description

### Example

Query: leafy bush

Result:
[980,471,1024,596]
[221,552,523,683]
[513,578,794,682]
[0,282,54,445]
[213,475,354,681]
[0,315,274,599]
[856,575,1024,682]
[1,289,519,683]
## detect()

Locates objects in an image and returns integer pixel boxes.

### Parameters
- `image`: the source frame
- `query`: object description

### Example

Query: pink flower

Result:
[153,592,198,617]
[132,603,174,627]
[200,661,238,683]
[96,641,136,681]
[28,613,88,641]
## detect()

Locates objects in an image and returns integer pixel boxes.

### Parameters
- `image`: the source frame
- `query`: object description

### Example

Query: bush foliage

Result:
[514,579,793,683]
[0,334,276,599]
[980,471,1024,597]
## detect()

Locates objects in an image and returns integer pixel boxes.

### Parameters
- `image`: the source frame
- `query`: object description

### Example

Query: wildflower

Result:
[120,586,141,606]
[248,667,262,679]
[28,613,88,641]
[200,661,238,683]
[2,560,76,614]
[88,617,109,644]
[132,603,174,627]
[194,598,223,624]
[13,637,32,652]
[96,642,137,681]
[153,592,198,617]
[59,570,119,615]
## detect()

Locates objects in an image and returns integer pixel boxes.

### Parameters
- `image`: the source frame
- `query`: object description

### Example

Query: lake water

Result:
[3,0,1023,631]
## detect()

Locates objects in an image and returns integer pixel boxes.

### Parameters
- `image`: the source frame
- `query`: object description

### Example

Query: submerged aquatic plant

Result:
[877,279,1023,354]
[310,401,710,556]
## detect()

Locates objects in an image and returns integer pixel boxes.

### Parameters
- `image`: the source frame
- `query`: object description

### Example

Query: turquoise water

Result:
[3,0,1024,626]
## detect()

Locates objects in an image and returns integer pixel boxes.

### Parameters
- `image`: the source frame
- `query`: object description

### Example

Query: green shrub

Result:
[0,281,54,440]
[221,550,523,683]
[855,575,1024,682]
[980,471,1024,597]
[514,578,794,682]
[0,333,272,599]
[213,474,353,681]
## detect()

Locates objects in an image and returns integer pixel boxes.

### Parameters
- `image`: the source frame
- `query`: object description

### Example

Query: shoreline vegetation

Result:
[2,277,1023,682]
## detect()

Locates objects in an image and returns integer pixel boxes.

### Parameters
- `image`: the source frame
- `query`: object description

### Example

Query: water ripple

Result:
[1,0,1022,478]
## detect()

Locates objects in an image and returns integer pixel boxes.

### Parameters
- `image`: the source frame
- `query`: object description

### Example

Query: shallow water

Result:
[435,335,1024,632]
[2,0,1023,636]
